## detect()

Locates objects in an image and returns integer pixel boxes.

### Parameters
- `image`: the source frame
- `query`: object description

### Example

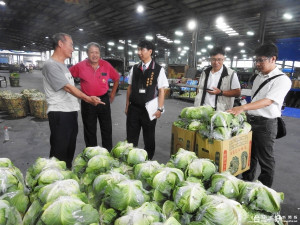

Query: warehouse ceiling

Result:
[0,0,300,59]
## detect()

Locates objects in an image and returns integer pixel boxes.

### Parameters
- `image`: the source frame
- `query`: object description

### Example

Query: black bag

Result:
[276,117,286,139]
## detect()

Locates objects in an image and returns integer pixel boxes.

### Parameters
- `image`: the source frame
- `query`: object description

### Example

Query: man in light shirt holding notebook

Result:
[125,40,169,159]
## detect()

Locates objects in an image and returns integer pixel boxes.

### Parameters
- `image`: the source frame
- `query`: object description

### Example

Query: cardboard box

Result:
[195,132,252,176]
[171,125,196,155]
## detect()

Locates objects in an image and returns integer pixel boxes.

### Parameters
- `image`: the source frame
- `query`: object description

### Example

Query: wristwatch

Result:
[218,90,223,96]
[157,107,164,113]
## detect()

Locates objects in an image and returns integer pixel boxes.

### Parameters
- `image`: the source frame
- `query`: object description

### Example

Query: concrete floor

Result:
[0,70,299,222]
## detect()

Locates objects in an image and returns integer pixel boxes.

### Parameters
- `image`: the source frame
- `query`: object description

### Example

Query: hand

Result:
[207,87,221,95]
[152,110,162,119]
[125,105,128,115]
[227,106,245,116]
[89,96,105,106]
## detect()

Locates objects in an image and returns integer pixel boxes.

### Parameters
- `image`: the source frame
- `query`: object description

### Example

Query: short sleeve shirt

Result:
[248,67,291,118]
[128,61,169,89]
[204,66,240,107]
[69,59,120,96]
[42,58,80,113]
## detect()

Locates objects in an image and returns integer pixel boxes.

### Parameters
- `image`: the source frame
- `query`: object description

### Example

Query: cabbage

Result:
[72,146,110,177]
[237,122,252,135]
[212,127,232,140]
[0,200,23,225]
[208,172,243,199]
[173,181,206,213]
[37,196,99,225]
[99,202,118,225]
[169,148,198,170]
[134,161,162,188]
[244,207,283,225]
[110,162,134,178]
[185,158,217,181]
[211,111,233,127]
[104,179,150,211]
[152,167,184,203]
[26,157,67,188]
[127,148,148,165]
[238,181,284,213]
[186,106,214,121]
[188,120,202,131]
[162,200,181,221]
[194,194,248,225]
[111,140,133,161]
[0,158,14,167]
[114,202,163,225]
[173,119,189,129]
[23,179,86,225]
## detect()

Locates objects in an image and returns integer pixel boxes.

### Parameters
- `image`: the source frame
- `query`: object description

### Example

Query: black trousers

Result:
[81,93,112,151]
[48,111,78,169]
[242,115,277,187]
[126,104,157,159]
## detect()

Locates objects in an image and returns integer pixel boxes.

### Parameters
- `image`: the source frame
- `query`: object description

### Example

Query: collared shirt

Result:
[128,60,169,89]
[204,66,240,107]
[248,67,291,118]
[69,59,120,96]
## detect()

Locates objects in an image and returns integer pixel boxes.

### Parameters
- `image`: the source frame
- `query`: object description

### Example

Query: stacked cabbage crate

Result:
[0,144,285,224]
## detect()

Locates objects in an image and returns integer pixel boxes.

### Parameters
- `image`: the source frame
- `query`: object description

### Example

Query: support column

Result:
[189,28,199,68]
[258,8,267,44]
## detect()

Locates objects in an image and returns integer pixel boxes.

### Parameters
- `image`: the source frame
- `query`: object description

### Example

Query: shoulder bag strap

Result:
[252,74,284,100]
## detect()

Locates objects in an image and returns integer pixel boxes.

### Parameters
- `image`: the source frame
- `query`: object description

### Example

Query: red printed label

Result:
[223,150,227,171]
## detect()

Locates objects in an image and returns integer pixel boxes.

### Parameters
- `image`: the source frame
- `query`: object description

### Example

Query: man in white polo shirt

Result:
[228,42,291,187]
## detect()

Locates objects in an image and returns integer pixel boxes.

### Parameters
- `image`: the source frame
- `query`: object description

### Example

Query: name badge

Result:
[139,89,146,93]
[102,72,107,76]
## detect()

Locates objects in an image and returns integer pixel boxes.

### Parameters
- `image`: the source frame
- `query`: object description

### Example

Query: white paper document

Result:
[145,97,158,121]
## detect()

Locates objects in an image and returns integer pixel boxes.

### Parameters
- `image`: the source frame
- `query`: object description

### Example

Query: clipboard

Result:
[145,97,158,121]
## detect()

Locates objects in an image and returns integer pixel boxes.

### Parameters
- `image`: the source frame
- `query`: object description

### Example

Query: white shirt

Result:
[128,61,169,89]
[204,66,240,107]
[248,67,291,118]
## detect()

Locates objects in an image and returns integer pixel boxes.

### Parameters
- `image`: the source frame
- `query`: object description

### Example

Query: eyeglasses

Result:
[253,57,270,63]
[210,58,224,62]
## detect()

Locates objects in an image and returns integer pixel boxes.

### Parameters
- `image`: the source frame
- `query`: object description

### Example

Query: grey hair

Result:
[52,33,71,49]
[86,42,101,54]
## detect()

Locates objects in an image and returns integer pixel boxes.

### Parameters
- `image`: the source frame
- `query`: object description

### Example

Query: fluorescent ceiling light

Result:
[197,52,201,55]
[118,46,124,50]
[134,50,138,54]
[225,47,231,51]
[79,28,83,31]
[177,47,182,51]
[178,56,181,59]
[145,35,153,40]
[108,42,115,46]
[45,36,49,39]
[183,46,189,50]
[175,31,184,36]
[137,5,144,13]
[108,48,112,51]
[233,56,237,58]
[201,48,207,52]
[247,31,254,36]
[74,47,79,50]
[128,40,131,43]
[238,42,244,46]
[204,36,212,41]
[207,44,213,49]
[128,51,132,55]
[0,1,6,6]
[187,19,197,30]
[84,46,87,49]
[228,32,239,36]
[283,13,292,20]
[241,49,246,53]
[131,44,137,48]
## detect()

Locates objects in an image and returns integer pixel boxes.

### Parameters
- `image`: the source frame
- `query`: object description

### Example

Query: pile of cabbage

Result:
[174,105,252,140]
[0,144,285,225]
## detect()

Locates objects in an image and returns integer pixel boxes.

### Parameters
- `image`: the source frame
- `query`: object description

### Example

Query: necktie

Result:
[143,64,146,72]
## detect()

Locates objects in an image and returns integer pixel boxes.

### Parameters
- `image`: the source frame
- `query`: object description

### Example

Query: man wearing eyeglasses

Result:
[194,46,241,111]
[228,42,291,187]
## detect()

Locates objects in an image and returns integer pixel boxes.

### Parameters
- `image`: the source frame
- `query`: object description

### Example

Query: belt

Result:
[247,114,275,122]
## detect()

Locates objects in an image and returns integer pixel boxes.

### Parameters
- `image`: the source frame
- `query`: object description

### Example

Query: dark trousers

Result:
[126,104,157,159]
[48,111,78,169]
[242,115,277,187]
[81,93,112,151]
